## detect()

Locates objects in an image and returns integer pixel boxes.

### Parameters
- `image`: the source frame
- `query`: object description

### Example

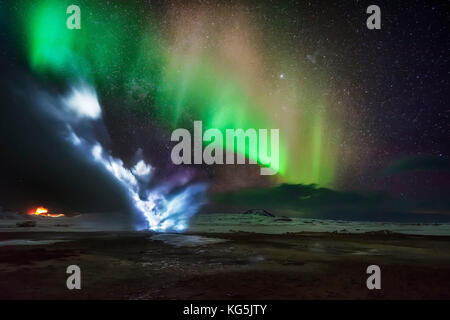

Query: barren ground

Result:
[1,231,450,299]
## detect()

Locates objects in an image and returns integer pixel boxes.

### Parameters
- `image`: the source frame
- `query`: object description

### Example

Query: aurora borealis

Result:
[0,0,449,215]
[6,0,347,186]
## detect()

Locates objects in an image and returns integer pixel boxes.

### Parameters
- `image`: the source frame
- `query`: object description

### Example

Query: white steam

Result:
[63,86,102,120]
[60,84,206,231]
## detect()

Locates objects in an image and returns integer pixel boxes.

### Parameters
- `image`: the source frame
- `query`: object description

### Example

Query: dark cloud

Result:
[212,183,450,222]
[383,155,450,175]
[213,183,383,211]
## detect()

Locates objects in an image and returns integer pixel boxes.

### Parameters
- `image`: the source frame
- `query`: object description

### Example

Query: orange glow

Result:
[27,206,65,218]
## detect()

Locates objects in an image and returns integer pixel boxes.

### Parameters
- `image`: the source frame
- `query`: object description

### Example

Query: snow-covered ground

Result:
[1,211,449,235]
[0,239,70,247]
[190,213,450,236]
[0,212,133,232]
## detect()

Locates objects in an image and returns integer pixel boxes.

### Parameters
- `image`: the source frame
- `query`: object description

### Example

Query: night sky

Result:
[0,0,449,221]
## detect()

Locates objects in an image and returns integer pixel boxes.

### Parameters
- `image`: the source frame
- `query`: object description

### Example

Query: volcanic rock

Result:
[16,220,36,228]
[243,209,275,217]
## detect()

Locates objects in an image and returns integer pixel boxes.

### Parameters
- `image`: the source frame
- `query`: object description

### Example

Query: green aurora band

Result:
[7,0,342,186]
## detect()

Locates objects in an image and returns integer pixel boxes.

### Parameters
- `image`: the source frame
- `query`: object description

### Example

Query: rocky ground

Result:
[0,231,450,299]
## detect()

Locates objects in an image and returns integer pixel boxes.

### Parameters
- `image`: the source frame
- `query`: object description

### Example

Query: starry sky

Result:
[0,0,449,215]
